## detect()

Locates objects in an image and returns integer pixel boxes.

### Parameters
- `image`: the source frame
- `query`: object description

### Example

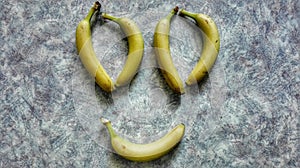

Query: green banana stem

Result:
[166,6,179,19]
[100,118,117,138]
[85,1,101,22]
[178,9,197,19]
[102,13,119,22]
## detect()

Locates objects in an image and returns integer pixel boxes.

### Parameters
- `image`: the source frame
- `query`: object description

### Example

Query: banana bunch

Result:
[154,7,220,93]
[75,1,144,92]
[76,2,221,163]
[100,118,185,162]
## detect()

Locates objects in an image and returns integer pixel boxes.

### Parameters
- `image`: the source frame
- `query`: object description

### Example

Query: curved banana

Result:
[100,117,185,162]
[179,9,220,85]
[75,2,114,92]
[102,13,144,87]
[153,7,185,94]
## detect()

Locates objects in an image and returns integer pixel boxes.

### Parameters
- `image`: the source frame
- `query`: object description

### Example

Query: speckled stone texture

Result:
[1,0,299,167]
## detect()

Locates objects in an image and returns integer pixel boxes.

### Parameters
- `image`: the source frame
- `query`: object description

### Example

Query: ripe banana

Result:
[100,117,185,162]
[102,13,144,87]
[179,9,220,85]
[76,2,115,92]
[153,7,185,94]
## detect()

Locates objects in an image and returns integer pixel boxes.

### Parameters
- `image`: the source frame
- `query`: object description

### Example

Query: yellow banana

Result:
[75,2,115,92]
[179,9,220,85]
[100,117,185,162]
[153,7,185,94]
[102,13,144,87]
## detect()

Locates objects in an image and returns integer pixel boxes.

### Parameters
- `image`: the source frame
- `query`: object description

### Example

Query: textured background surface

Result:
[1,0,299,167]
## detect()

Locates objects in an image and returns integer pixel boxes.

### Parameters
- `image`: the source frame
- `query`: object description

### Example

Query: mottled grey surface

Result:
[1,0,299,167]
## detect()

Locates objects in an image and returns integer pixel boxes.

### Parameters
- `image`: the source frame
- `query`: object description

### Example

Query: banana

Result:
[76,2,115,92]
[102,13,144,87]
[153,7,185,94]
[100,117,185,162]
[179,9,220,85]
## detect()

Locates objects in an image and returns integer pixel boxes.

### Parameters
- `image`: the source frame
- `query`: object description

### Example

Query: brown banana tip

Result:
[94,1,101,10]
[173,6,179,13]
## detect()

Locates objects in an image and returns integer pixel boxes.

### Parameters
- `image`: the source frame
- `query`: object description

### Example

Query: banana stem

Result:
[84,1,101,21]
[102,13,119,22]
[172,6,179,14]
[100,117,117,138]
[179,9,197,19]
[165,6,179,20]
